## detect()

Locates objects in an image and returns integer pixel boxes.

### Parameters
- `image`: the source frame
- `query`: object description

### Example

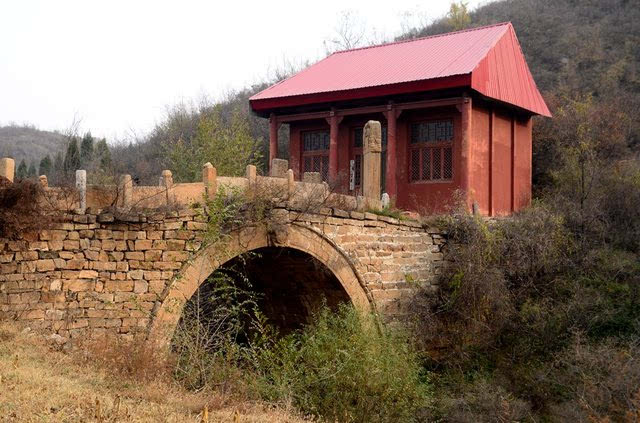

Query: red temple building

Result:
[249,22,550,215]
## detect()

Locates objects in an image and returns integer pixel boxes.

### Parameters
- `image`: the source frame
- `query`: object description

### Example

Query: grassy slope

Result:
[0,324,308,423]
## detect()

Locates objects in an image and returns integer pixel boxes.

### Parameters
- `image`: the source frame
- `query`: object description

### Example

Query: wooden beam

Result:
[276,97,465,123]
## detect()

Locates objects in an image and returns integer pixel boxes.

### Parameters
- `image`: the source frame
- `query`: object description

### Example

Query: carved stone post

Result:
[246,164,257,185]
[363,120,382,204]
[39,175,48,188]
[287,169,295,197]
[75,170,87,214]
[118,174,132,209]
[270,158,288,178]
[162,170,174,206]
[0,158,15,182]
[202,162,217,200]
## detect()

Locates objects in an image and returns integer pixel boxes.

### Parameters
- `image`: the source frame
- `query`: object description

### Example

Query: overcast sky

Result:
[0,0,483,140]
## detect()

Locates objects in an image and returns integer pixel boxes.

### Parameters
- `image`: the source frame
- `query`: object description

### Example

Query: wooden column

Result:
[328,110,340,182]
[269,113,278,171]
[458,96,472,209]
[385,105,398,199]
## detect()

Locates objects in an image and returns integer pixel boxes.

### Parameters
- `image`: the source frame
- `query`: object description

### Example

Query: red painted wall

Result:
[394,107,462,213]
[288,101,533,215]
[514,116,532,210]
[470,106,491,215]
[469,104,533,216]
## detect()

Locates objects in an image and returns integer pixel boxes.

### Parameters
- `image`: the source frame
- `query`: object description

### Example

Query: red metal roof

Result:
[250,22,550,117]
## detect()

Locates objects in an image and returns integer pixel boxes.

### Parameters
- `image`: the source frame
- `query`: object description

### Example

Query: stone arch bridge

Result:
[0,154,445,340]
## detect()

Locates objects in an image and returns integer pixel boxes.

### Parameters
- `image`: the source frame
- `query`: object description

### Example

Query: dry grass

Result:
[0,323,309,422]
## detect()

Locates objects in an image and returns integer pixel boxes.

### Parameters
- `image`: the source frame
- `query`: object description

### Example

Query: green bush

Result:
[249,305,430,423]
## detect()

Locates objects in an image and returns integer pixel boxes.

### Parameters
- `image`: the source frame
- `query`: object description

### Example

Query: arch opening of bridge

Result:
[150,224,373,342]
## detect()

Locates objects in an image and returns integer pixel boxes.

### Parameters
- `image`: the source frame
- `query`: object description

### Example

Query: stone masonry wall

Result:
[0,206,445,340]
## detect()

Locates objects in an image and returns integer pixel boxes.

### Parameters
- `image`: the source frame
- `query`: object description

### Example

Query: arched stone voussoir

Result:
[148,223,372,342]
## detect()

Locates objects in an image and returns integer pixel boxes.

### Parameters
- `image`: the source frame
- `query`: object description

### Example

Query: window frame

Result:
[301,129,330,181]
[408,118,454,184]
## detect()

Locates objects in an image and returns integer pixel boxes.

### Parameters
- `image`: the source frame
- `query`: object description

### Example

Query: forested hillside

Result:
[0,125,66,168]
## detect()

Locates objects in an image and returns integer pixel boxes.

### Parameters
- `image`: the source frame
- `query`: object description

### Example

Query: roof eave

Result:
[249,74,472,114]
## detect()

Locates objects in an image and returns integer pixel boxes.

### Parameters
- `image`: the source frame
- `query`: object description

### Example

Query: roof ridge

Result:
[331,21,512,55]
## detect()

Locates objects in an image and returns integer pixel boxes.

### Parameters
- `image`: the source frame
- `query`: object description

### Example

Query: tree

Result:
[166,105,262,182]
[95,138,112,169]
[16,159,28,180]
[80,132,94,167]
[323,10,367,54]
[27,162,36,179]
[39,155,52,177]
[63,137,81,174]
[447,2,471,31]
[53,152,64,183]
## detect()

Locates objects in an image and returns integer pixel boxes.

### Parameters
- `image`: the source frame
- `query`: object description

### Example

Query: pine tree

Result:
[80,132,94,167]
[53,152,64,185]
[63,137,81,174]
[95,138,112,169]
[27,162,37,178]
[16,159,28,180]
[39,155,52,177]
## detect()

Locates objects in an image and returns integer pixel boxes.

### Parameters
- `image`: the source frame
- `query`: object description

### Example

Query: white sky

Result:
[0,0,483,140]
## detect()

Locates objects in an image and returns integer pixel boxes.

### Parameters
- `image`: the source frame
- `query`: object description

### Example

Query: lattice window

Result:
[302,130,329,181]
[410,120,453,143]
[354,154,362,186]
[303,130,330,151]
[409,119,453,182]
[443,147,453,179]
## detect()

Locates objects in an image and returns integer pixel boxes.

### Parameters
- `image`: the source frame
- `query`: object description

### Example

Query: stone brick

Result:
[78,270,98,279]
[64,280,94,292]
[63,240,80,250]
[162,251,188,262]
[133,280,148,294]
[36,259,55,272]
[186,221,207,230]
[128,270,144,280]
[95,229,112,239]
[166,240,185,251]
[134,240,153,251]
[104,280,134,292]
[101,240,116,251]
[144,250,162,261]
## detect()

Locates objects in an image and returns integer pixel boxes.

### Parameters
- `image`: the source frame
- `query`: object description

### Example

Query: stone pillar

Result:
[119,174,132,209]
[363,120,382,204]
[0,158,15,182]
[270,158,288,178]
[202,162,217,200]
[75,170,87,214]
[269,113,278,171]
[385,105,398,199]
[328,111,341,182]
[39,175,48,188]
[246,164,257,185]
[162,170,174,206]
[287,169,295,197]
